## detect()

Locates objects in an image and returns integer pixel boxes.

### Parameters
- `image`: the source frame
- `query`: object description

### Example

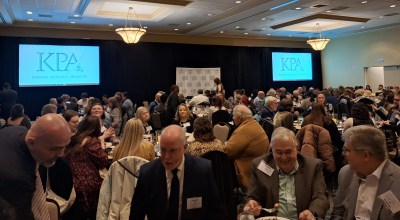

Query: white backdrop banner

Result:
[176,67,221,97]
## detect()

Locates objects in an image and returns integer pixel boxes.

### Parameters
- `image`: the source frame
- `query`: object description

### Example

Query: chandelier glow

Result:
[116,7,146,44]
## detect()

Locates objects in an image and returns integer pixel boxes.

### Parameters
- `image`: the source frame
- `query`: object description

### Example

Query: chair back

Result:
[151,112,162,130]
[46,198,60,220]
[211,110,231,126]
[201,151,235,220]
[213,123,230,143]
[337,102,349,119]
[97,156,149,220]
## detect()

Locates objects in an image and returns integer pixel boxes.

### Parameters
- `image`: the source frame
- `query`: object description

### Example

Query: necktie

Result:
[32,168,50,220]
[166,168,179,220]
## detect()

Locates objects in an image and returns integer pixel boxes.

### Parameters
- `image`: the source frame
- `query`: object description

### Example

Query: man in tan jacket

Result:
[224,104,269,192]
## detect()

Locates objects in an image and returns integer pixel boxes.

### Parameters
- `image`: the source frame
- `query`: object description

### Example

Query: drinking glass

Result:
[238,212,255,220]
[298,116,304,125]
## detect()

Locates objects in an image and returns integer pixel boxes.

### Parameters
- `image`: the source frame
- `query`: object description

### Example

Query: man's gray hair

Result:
[41,104,57,116]
[265,96,278,105]
[233,104,253,119]
[342,125,387,161]
[270,127,298,149]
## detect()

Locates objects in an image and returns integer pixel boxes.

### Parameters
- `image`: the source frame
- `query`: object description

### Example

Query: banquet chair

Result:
[213,122,230,143]
[97,156,149,220]
[201,151,235,220]
[261,119,274,143]
[211,110,231,126]
[46,198,60,220]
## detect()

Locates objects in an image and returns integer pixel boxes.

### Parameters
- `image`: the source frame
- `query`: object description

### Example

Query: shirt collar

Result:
[357,159,387,181]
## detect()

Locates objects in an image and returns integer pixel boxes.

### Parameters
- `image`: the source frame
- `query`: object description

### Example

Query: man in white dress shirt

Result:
[331,125,400,220]
[189,89,209,107]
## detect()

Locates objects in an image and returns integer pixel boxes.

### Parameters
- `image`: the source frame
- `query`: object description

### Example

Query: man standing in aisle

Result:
[0,114,71,220]
[130,125,226,220]
[0,82,18,119]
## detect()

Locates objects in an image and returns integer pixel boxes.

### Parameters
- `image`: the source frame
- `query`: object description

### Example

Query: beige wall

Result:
[322,26,400,88]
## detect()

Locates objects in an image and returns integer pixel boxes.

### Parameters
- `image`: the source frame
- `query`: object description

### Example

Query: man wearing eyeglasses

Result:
[245,127,329,220]
[331,125,400,220]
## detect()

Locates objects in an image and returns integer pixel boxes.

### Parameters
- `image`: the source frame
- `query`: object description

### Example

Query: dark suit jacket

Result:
[130,154,226,220]
[247,153,330,219]
[331,162,400,220]
[0,126,36,220]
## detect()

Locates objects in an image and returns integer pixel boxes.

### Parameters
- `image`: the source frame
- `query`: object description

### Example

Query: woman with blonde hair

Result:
[171,103,195,133]
[135,106,154,134]
[113,118,155,162]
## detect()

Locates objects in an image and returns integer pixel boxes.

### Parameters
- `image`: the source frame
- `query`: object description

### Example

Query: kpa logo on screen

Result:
[37,52,82,72]
[280,57,304,71]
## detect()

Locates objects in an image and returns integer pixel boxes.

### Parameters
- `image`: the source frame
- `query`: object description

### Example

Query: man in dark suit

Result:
[0,114,71,220]
[130,125,226,220]
[0,82,17,119]
[331,125,400,220]
[245,127,329,220]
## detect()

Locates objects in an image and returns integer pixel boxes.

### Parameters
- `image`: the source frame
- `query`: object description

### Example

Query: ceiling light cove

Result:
[270,0,300,11]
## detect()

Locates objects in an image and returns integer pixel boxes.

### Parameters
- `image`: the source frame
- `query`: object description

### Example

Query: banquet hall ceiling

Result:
[0,0,399,40]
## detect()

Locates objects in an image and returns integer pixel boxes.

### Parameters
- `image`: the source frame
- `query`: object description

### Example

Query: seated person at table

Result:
[41,103,57,115]
[245,127,329,220]
[85,102,115,145]
[187,117,224,157]
[135,106,154,134]
[223,104,269,192]
[189,89,210,107]
[64,115,109,219]
[171,103,195,133]
[342,102,374,132]
[107,97,122,136]
[130,125,226,220]
[273,98,295,132]
[6,103,31,129]
[113,118,155,162]
[63,110,79,134]
[331,125,400,220]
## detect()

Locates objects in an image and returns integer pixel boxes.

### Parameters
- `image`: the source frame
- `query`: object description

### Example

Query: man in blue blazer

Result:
[331,125,400,220]
[130,125,226,220]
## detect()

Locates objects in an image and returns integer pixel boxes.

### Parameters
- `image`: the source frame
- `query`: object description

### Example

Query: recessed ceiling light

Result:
[186,22,191,25]
[174,28,179,31]
[379,16,384,19]
[70,21,75,24]
[261,18,266,21]
[267,34,271,36]
[326,10,332,13]
[244,32,248,35]
[26,11,33,15]
[28,19,33,21]
[73,14,79,17]
[143,26,148,29]
[108,24,113,26]
[236,1,242,3]
[361,26,365,29]
[235,26,240,29]
[361,1,367,4]
[262,27,265,30]
[390,5,396,8]
[220,31,224,33]
[288,35,292,37]
[208,13,213,16]
[295,7,301,10]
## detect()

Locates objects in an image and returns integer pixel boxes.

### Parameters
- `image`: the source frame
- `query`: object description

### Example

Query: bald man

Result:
[0,113,71,220]
[130,125,226,220]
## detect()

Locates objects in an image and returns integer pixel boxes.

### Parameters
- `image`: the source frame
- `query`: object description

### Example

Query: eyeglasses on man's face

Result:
[273,150,295,157]
[342,146,365,155]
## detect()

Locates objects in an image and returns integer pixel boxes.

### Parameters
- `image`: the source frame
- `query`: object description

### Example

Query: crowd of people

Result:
[1,80,400,220]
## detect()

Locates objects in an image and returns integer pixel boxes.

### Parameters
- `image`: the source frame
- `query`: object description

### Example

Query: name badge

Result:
[187,197,202,210]
[378,190,400,214]
[257,160,274,176]
[146,125,153,132]
[183,122,190,128]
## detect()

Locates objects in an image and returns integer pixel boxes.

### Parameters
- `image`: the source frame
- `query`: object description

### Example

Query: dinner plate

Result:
[256,217,290,220]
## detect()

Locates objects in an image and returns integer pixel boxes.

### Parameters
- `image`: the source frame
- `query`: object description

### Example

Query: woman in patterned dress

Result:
[64,115,108,219]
